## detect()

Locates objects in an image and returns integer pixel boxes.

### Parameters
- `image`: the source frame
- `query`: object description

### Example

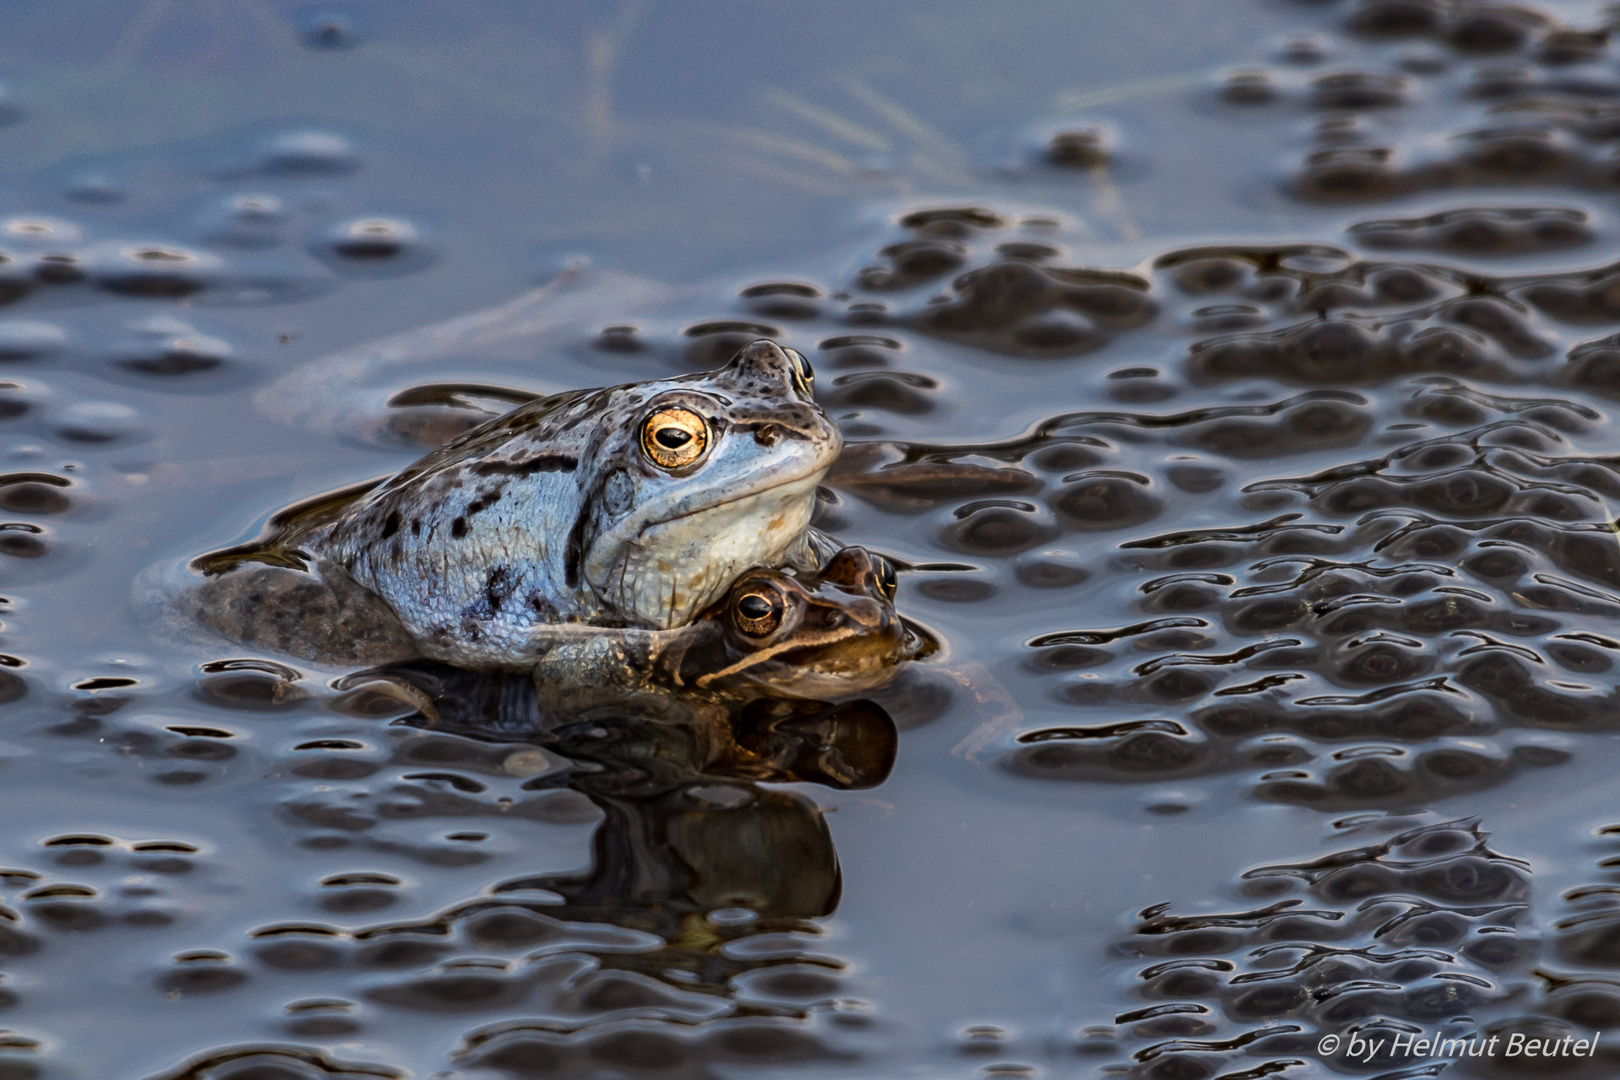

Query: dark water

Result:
[6,0,1620,1077]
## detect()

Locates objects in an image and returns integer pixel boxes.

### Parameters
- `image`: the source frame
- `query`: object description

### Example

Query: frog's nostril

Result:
[753,424,780,447]
[853,601,886,628]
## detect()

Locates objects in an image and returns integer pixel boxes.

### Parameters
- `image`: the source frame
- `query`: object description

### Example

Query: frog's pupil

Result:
[655,427,691,449]
[738,594,773,620]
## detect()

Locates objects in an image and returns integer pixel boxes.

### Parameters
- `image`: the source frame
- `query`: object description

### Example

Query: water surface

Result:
[4,1,1620,1077]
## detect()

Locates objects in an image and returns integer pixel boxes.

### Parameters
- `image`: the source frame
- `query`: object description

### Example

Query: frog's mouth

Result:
[589,459,829,561]
[691,618,905,691]
[641,470,822,531]
[695,632,911,693]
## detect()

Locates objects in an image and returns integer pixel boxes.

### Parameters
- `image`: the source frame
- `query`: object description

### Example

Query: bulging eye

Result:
[874,556,898,600]
[641,406,709,469]
[784,347,814,396]
[733,586,785,637]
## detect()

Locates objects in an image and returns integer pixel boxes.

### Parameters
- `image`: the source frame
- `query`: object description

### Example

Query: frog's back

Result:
[311,388,620,665]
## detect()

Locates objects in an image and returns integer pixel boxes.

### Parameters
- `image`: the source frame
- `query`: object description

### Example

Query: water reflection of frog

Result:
[362,666,899,952]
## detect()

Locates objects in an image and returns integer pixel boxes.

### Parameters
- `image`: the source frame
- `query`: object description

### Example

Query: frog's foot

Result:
[946,660,1025,763]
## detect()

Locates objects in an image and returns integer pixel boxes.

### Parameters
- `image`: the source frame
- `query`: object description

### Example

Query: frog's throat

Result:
[581,468,828,622]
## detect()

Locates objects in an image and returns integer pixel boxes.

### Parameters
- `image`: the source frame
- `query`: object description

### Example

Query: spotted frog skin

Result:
[298,340,841,668]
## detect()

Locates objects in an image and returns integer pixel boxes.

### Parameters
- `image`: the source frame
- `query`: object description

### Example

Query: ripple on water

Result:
[0,321,66,362]
[193,658,310,711]
[740,281,823,321]
[0,474,71,516]
[51,401,142,445]
[314,217,433,276]
[144,1045,403,1080]
[86,242,222,299]
[1041,125,1115,169]
[195,193,286,250]
[252,130,361,176]
[297,8,363,50]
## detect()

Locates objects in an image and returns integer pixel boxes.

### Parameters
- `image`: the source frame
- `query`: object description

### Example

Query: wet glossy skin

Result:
[300,340,842,667]
[665,545,925,697]
[528,545,928,700]
[179,541,924,700]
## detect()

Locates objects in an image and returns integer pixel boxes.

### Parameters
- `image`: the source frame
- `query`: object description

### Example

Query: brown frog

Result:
[531,545,928,702]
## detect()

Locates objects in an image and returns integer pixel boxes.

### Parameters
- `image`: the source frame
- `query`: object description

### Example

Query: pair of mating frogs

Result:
[184,339,927,702]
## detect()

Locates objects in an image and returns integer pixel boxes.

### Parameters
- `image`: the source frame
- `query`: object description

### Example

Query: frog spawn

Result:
[1204,2,1620,210]
[243,895,856,1078]
[1513,823,1620,1064]
[1086,818,1541,1080]
[0,128,429,386]
[1061,813,1620,1080]
[600,205,1615,809]
[799,379,1614,805]
[998,376,1618,806]
[0,833,205,1025]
